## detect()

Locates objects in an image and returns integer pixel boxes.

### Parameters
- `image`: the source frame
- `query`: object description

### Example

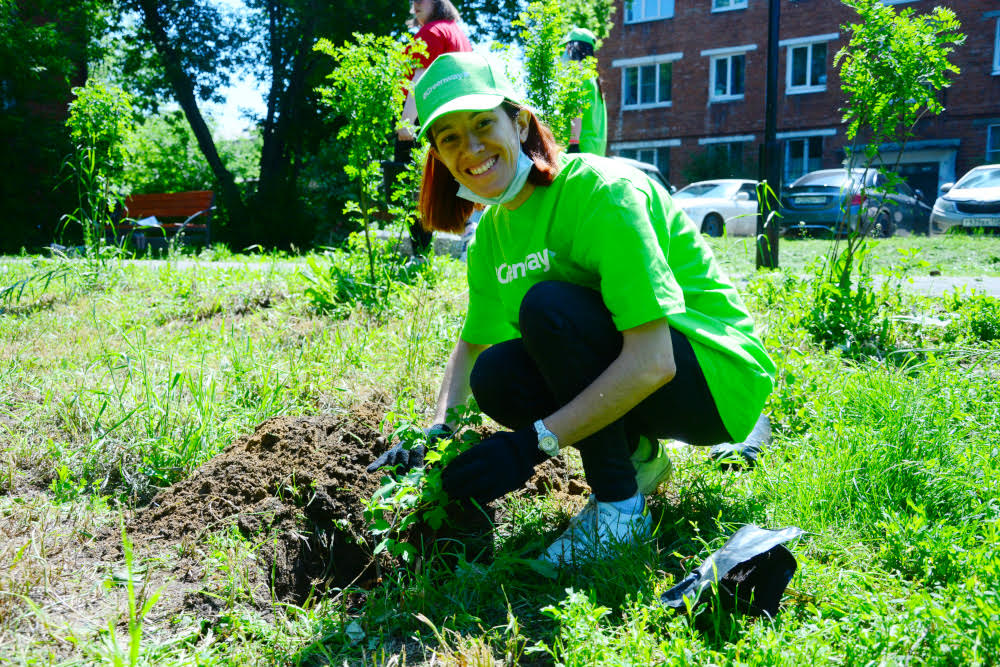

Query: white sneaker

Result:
[632,436,673,495]
[541,494,653,566]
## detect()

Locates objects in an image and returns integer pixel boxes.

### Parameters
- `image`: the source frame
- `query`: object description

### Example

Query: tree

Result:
[107,0,548,249]
[0,0,111,251]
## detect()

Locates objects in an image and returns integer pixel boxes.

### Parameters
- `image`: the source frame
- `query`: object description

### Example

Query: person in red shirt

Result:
[398,0,472,143]
[395,0,472,252]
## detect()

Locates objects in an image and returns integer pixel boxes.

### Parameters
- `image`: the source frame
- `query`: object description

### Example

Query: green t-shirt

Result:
[461,154,775,441]
[579,77,607,156]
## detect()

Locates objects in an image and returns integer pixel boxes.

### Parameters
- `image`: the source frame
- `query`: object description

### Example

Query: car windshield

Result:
[674,182,740,199]
[790,171,858,188]
[954,167,1000,190]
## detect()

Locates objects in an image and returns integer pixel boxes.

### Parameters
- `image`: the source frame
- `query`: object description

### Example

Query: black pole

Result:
[756,0,781,269]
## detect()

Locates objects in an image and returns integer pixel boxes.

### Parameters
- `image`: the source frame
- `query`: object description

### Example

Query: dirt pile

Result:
[92,408,390,608]
[99,406,586,609]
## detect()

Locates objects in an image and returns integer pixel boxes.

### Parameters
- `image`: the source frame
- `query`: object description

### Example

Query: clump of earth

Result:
[92,402,586,611]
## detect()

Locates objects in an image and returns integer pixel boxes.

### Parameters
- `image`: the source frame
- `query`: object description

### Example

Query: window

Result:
[708,142,745,170]
[783,136,823,182]
[994,19,1000,75]
[779,34,837,94]
[787,42,826,93]
[622,61,673,109]
[614,139,681,182]
[625,0,675,24]
[712,0,747,12]
[988,125,1000,164]
[711,54,746,101]
[697,137,753,178]
[619,146,672,176]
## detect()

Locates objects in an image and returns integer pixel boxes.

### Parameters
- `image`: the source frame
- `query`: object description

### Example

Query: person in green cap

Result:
[368,52,775,566]
[563,27,607,156]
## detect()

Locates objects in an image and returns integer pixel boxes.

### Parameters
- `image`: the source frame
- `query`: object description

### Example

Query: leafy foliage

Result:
[836,0,963,161]
[364,402,483,563]
[61,80,136,258]
[943,293,1000,343]
[803,0,964,359]
[124,110,261,194]
[510,1,598,147]
[300,233,440,319]
[0,0,109,250]
[314,32,424,285]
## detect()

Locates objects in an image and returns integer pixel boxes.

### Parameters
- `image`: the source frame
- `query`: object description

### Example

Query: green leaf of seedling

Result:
[373,538,391,555]
[522,558,559,579]
[424,506,448,530]
[398,513,420,532]
[399,543,418,563]
[371,518,392,534]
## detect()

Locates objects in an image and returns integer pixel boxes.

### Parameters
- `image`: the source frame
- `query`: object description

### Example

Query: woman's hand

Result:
[366,423,453,474]
[441,428,541,505]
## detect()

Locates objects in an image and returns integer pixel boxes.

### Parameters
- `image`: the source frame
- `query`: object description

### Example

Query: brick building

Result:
[600,0,1000,195]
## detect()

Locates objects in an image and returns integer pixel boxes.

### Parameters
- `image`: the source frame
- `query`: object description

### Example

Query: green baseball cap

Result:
[415,52,521,140]
[562,27,596,46]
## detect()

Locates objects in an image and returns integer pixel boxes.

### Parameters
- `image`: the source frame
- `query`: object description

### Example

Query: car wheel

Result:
[873,211,894,238]
[702,213,724,237]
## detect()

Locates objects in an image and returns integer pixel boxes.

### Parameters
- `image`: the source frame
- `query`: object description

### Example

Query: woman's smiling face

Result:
[430,107,529,200]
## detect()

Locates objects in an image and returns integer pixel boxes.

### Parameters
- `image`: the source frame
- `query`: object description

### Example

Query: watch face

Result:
[539,436,559,456]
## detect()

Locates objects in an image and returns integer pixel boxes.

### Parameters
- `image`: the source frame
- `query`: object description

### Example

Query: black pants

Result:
[470,281,730,502]
[393,139,433,252]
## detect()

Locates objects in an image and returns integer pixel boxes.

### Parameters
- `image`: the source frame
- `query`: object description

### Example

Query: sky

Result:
[204,0,265,139]
[205,78,266,139]
[202,0,503,140]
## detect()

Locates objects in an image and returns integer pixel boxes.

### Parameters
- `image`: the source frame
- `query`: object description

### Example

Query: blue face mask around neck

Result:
[456,150,535,206]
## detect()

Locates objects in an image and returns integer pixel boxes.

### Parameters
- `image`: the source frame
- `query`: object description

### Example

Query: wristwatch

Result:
[533,419,560,457]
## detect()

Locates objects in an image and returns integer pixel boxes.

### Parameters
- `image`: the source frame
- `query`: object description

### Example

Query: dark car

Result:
[779,168,932,237]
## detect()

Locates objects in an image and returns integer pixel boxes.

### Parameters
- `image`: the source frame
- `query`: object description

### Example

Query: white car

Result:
[673,179,760,236]
[930,165,1000,234]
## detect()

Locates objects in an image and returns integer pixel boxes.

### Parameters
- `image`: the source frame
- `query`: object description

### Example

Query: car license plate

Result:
[962,217,996,227]
[794,196,825,205]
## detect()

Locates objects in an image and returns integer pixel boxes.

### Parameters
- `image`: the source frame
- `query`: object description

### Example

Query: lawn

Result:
[1,235,999,665]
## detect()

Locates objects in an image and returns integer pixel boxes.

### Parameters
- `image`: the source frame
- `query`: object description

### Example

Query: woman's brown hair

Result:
[407,0,461,30]
[418,103,561,233]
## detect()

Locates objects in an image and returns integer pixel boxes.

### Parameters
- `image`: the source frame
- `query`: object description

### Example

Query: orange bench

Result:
[112,190,214,249]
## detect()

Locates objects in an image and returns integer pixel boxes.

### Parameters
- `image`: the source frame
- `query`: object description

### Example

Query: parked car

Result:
[673,179,760,236]
[610,156,675,194]
[930,164,1000,234]
[779,168,931,237]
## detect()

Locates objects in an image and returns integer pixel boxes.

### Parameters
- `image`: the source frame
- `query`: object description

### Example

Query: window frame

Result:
[711,0,748,13]
[988,125,1000,164]
[624,0,675,24]
[780,34,837,95]
[614,53,683,110]
[709,53,747,102]
[702,45,755,104]
[783,136,823,183]
[994,18,1000,76]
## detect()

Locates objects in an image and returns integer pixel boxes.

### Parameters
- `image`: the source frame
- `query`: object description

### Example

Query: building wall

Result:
[600,0,1000,192]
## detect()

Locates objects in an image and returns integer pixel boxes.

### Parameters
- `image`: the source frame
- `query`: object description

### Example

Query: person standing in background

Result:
[396,0,473,252]
[563,27,607,157]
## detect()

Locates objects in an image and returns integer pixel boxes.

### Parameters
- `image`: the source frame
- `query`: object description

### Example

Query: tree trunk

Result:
[135,0,249,228]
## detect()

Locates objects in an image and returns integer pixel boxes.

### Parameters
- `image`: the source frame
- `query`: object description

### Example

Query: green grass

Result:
[710,233,1000,282]
[1,236,999,665]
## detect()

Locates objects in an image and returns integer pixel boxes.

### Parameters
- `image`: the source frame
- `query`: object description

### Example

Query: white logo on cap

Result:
[422,71,472,100]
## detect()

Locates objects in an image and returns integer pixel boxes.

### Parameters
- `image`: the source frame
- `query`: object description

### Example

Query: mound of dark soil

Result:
[123,410,387,604]
[93,405,586,610]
